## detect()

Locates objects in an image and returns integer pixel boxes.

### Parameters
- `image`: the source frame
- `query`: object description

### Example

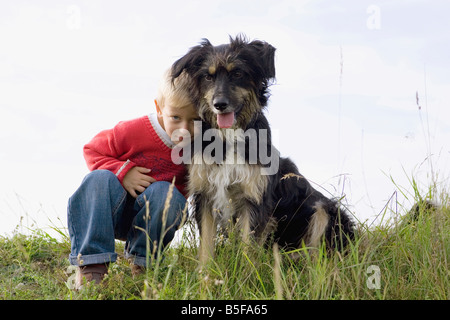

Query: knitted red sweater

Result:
[83,114,187,197]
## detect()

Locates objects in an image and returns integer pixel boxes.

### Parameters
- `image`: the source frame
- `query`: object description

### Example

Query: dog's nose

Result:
[213,96,229,111]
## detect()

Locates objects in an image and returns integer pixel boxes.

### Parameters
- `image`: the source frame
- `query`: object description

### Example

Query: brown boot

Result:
[75,263,108,290]
[130,263,145,277]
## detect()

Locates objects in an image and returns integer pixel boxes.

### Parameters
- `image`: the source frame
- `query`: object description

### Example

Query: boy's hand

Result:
[123,166,157,198]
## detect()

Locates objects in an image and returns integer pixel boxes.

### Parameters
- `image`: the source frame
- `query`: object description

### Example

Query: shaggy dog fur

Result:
[171,35,354,264]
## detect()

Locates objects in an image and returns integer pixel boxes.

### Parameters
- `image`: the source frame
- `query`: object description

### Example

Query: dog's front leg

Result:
[199,211,217,267]
[236,209,252,246]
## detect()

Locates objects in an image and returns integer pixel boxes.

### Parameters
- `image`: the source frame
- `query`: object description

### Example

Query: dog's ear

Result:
[171,39,212,80]
[248,40,276,79]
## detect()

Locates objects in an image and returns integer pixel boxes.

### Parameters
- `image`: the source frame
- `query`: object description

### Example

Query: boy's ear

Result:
[154,99,162,115]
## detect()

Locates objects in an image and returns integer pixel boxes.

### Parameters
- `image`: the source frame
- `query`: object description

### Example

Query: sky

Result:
[1,0,450,238]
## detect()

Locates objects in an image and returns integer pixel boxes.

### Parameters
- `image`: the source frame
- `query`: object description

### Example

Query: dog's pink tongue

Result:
[217,112,235,128]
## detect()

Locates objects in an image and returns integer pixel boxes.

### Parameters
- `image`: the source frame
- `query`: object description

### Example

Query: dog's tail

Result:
[306,201,355,251]
[306,202,330,248]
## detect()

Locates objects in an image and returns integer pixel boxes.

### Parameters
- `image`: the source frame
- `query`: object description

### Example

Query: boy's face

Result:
[156,99,199,145]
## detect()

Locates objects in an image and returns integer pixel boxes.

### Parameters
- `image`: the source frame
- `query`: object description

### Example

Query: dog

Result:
[171,35,354,264]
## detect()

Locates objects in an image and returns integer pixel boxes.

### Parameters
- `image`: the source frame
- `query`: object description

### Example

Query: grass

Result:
[0,187,448,300]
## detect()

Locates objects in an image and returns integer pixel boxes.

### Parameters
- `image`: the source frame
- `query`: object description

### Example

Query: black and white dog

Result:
[171,35,354,264]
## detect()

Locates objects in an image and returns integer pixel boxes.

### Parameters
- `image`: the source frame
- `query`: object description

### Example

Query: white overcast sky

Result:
[1,0,450,237]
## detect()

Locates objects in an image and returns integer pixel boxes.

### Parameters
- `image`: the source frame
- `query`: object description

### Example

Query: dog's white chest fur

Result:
[188,149,268,226]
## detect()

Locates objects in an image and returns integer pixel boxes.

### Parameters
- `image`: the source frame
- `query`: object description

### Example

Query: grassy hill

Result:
[0,196,448,300]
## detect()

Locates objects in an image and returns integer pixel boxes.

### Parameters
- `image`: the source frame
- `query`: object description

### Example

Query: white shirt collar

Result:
[148,113,175,148]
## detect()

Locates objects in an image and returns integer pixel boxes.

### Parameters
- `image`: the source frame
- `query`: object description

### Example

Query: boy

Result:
[67,70,197,290]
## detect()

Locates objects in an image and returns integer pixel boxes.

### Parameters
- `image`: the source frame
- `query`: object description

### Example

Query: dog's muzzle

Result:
[213,95,235,128]
[213,96,229,111]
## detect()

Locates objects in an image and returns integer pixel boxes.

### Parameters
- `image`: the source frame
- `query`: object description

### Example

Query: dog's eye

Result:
[232,71,243,79]
[205,74,213,81]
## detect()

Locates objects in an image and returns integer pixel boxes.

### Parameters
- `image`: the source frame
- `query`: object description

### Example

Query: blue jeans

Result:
[67,170,186,267]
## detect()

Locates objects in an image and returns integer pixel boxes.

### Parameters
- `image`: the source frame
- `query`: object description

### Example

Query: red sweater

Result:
[83,114,187,197]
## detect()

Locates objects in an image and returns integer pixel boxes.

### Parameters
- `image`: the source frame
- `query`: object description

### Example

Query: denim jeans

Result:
[67,170,186,267]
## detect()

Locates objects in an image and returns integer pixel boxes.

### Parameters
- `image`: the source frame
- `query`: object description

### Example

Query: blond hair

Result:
[156,69,193,109]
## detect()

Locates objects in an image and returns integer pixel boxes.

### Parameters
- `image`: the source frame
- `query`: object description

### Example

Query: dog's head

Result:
[171,35,276,129]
